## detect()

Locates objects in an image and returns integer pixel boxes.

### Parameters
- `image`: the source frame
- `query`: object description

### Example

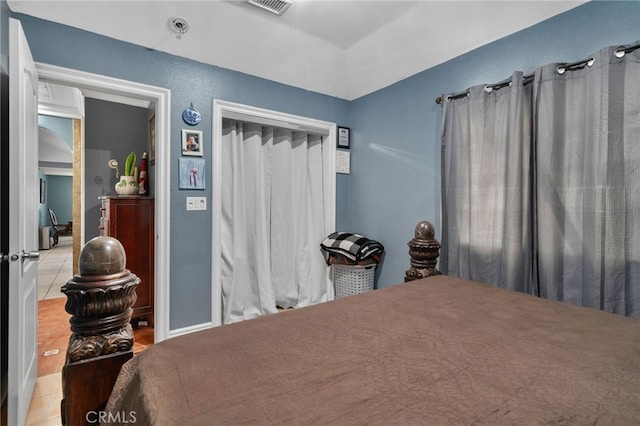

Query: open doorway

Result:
[37,113,74,300]
[36,101,156,380]
[36,90,78,382]
[27,62,170,420]
[35,62,171,344]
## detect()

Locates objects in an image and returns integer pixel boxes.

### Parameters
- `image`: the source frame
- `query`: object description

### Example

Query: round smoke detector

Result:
[168,17,189,39]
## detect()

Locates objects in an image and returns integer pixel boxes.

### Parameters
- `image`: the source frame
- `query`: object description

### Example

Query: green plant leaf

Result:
[124,151,136,176]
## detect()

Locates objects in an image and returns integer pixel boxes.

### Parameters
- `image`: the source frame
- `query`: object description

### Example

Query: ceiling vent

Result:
[247,0,291,16]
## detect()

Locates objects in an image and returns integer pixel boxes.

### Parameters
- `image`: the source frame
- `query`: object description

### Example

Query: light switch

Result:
[186,196,207,211]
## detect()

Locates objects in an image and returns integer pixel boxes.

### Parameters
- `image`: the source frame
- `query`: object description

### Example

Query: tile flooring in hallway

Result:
[26,236,154,425]
[27,236,72,425]
[37,236,73,301]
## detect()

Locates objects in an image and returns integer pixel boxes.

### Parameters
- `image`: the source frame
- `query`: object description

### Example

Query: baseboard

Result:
[167,321,214,339]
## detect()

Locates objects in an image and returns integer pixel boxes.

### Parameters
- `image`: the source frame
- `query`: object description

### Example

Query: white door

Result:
[8,18,40,426]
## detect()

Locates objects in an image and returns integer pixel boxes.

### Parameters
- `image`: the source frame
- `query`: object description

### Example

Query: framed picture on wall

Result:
[182,129,203,157]
[148,113,156,165]
[338,126,350,149]
[40,179,45,203]
[179,157,205,190]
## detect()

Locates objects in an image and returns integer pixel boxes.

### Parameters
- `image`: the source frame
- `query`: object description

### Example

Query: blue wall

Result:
[350,1,640,288]
[12,1,640,329]
[46,175,72,224]
[37,172,72,233]
[15,13,350,330]
[38,115,73,229]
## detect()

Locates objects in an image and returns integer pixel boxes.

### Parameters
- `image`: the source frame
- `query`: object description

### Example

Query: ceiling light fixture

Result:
[167,17,189,39]
[247,0,292,16]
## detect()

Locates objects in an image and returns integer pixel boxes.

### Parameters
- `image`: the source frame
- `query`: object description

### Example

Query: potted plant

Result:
[115,151,139,195]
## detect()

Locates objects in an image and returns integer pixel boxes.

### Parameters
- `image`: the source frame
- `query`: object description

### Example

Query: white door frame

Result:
[210,99,336,327]
[35,63,172,342]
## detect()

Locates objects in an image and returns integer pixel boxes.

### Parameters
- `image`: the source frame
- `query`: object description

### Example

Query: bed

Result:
[104,278,640,424]
[91,221,639,425]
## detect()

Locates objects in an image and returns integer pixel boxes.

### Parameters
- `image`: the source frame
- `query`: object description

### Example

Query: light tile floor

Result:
[25,372,63,426]
[26,237,73,425]
[37,236,73,301]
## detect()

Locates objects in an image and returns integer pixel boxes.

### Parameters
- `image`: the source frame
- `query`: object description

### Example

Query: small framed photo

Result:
[148,113,156,165]
[337,126,350,149]
[179,157,205,190]
[182,129,203,157]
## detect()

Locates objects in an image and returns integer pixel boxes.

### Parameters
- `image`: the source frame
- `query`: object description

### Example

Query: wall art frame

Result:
[181,129,203,157]
[337,126,350,149]
[40,179,45,203]
[179,157,206,190]
[148,112,156,165]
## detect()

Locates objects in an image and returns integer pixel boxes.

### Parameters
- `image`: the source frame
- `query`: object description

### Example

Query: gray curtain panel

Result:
[534,45,640,316]
[441,43,640,317]
[441,72,533,293]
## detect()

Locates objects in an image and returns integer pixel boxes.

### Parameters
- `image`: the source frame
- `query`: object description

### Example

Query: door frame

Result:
[36,63,171,342]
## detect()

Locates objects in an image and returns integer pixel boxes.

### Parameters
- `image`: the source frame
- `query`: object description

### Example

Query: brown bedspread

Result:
[105,276,640,425]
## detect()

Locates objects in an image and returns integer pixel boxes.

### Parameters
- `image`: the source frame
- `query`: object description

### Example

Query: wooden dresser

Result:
[99,196,154,325]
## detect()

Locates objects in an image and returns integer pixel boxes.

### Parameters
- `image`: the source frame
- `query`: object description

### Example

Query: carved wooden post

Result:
[405,220,441,282]
[60,236,140,425]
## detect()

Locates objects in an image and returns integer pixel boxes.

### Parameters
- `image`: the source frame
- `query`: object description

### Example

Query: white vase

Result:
[115,176,139,195]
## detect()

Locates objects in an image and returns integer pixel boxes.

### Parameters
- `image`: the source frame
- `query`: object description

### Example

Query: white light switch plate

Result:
[186,196,207,211]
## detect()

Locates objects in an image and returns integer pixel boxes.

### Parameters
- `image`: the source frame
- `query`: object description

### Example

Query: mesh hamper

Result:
[332,264,376,298]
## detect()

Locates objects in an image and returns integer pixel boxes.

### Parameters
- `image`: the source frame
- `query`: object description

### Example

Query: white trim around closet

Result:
[211,99,337,326]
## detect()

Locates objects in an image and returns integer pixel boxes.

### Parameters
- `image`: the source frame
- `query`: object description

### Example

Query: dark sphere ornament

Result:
[78,236,127,275]
[414,220,435,240]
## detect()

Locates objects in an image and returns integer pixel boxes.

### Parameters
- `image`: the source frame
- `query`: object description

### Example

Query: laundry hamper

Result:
[332,263,376,298]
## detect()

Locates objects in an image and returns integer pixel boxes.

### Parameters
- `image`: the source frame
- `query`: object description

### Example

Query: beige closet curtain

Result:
[220,119,330,324]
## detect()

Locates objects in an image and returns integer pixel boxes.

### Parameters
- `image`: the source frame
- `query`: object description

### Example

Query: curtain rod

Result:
[435,41,640,105]
[616,41,640,56]
[435,74,533,105]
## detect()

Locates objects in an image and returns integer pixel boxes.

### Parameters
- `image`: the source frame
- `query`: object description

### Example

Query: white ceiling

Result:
[9,0,586,100]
